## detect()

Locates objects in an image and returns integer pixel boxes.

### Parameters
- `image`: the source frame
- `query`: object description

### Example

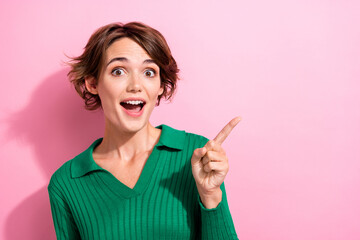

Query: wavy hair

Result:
[67,22,180,110]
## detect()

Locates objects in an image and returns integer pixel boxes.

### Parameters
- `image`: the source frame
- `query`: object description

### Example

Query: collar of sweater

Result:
[70,124,186,178]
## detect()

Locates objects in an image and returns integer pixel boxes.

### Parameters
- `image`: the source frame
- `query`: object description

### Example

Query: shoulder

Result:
[48,138,103,192]
[184,129,209,147]
[48,159,73,193]
[159,124,209,150]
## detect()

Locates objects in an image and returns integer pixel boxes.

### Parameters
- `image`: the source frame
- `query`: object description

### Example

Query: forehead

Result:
[105,37,152,62]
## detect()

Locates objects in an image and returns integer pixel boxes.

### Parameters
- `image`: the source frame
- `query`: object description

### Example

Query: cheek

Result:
[97,83,119,105]
[144,79,162,96]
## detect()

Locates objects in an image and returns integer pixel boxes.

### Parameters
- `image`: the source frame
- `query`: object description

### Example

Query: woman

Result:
[48,21,240,239]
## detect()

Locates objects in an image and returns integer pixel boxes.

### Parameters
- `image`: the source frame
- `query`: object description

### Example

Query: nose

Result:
[126,73,142,93]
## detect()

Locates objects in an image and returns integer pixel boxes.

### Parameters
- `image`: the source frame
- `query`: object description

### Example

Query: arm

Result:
[48,186,81,240]
[191,117,241,239]
[198,182,238,240]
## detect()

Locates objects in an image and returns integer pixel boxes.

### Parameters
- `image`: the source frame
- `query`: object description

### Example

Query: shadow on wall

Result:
[4,69,104,239]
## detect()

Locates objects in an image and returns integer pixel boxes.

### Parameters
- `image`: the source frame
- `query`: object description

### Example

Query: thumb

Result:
[191,147,207,165]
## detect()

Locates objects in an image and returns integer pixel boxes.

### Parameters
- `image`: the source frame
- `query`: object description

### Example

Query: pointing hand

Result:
[191,116,241,208]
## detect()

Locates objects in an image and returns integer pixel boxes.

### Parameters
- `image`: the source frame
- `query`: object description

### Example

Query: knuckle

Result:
[197,147,205,156]
[206,151,213,159]
[197,148,203,155]
[208,140,216,148]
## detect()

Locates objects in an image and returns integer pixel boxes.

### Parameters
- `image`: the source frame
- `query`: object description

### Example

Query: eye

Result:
[111,68,125,76]
[144,69,156,78]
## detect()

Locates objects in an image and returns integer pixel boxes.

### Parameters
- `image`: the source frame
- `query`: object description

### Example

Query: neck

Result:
[95,120,160,162]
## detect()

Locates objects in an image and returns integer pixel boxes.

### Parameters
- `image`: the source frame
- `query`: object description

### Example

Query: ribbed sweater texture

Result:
[48,124,238,239]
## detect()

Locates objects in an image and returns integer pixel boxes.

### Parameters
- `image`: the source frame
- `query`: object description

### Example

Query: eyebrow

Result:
[106,57,156,67]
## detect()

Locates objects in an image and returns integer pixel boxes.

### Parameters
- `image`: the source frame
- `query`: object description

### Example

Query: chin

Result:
[118,112,151,133]
[121,121,148,133]
[104,103,154,134]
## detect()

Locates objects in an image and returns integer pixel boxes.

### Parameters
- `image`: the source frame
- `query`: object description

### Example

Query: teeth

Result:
[124,100,143,105]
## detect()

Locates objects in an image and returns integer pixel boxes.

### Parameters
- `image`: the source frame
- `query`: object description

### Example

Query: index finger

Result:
[213,116,242,145]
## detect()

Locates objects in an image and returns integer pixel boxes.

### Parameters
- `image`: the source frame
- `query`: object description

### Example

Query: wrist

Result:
[199,187,222,209]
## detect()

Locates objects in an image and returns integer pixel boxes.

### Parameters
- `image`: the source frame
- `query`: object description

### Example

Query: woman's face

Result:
[86,37,164,133]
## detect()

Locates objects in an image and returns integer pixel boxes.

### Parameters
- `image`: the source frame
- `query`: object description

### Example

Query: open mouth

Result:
[120,100,146,113]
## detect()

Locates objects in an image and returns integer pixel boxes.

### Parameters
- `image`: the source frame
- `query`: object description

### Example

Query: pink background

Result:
[1,0,359,239]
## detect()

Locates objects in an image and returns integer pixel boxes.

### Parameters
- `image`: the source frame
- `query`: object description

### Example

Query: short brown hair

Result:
[67,22,180,110]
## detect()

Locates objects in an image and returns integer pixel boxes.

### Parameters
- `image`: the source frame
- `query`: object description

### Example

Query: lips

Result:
[120,97,146,116]
[120,102,144,112]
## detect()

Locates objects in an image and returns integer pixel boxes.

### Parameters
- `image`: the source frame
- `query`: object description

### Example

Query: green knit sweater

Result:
[48,124,238,239]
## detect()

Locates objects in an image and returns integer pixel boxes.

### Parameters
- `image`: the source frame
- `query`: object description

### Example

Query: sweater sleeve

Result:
[48,185,81,240]
[198,182,239,240]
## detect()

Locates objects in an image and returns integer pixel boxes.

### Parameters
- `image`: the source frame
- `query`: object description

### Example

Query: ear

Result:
[84,76,98,95]
[158,85,164,96]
